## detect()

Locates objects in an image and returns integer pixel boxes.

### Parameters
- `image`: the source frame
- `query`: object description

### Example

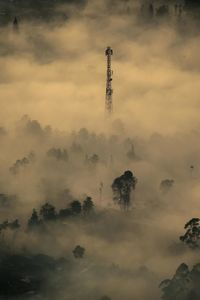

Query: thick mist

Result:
[0,1,200,300]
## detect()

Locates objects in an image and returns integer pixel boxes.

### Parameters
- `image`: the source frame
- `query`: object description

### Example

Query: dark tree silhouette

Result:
[73,245,85,258]
[82,197,94,215]
[160,263,189,300]
[10,152,35,175]
[28,209,40,230]
[70,200,82,215]
[59,208,72,219]
[112,170,137,210]
[40,203,57,221]
[0,219,20,233]
[160,262,200,300]
[0,253,65,297]
[25,118,44,136]
[180,218,200,249]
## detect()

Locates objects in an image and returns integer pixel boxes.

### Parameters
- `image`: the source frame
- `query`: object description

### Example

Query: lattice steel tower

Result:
[105,46,113,115]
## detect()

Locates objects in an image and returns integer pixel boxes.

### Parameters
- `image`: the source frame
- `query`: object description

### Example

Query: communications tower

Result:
[105,46,113,115]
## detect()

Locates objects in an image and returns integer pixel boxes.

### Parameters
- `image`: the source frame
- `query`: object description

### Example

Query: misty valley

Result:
[0,115,200,300]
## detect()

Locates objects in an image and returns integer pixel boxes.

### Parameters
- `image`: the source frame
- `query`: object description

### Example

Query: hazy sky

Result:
[0,0,199,137]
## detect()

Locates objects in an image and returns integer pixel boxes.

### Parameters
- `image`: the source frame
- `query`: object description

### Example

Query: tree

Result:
[70,200,82,215]
[0,219,20,233]
[73,245,85,259]
[28,209,40,230]
[82,197,94,215]
[160,263,190,300]
[0,252,65,297]
[112,170,137,210]
[59,208,72,219]
[159,262,200,300]
[40,203,57,221]
[180,218,200,249]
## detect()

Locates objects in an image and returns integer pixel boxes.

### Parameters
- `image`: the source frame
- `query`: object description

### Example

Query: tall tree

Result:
[112,170,137,210]
[82,197,94,215]
[28,209,40,230]
[40,203,57,221]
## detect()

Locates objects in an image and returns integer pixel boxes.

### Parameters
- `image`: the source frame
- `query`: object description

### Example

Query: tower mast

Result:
[105,46,113,115]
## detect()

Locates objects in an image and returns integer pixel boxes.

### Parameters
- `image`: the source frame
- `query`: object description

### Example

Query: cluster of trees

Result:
[28,197,94,230]
[10,152,35,175]
[160,262,200,300]
[0,252,67,297]
[165,218,200,299]
[0,249,114,299]
[47,148,68,162]
[10,117,141,175]
[0,219,20,233]
[112,170,137,210]
[140,2,184,20]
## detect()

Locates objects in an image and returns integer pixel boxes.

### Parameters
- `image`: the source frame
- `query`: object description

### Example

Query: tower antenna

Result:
[105,46,113,115]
